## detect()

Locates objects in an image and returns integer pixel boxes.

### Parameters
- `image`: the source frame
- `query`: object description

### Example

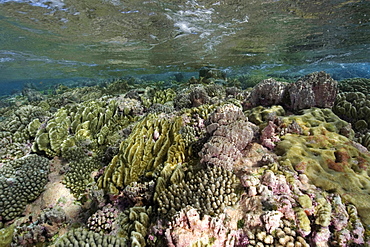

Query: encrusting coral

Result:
[274,108,370,225]
[0,154,50,221]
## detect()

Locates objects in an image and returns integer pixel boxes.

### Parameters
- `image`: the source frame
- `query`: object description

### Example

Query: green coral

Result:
[0,105,50,161]
[98,113,186,194]
[148,88,176,106]
[333,92,370,131]
[119,206,151,247]
[55,228,126,247]
[295,208,311,234]
[275,108,370,225]
[0,105,49,142]
[246,105,286,126]
[332,92,370,149]
[314,195,332,227]
[156,165,240,217]
[62,146,103,197]
[32,98,137,157]
[338,78,370,95]
[0,154,49,221]
[0,224,15,247]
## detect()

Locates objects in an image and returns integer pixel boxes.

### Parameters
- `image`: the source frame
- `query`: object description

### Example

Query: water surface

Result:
[0,0,369,90]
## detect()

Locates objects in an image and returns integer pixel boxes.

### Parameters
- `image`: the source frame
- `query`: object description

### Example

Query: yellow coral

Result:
[98,113,186,194]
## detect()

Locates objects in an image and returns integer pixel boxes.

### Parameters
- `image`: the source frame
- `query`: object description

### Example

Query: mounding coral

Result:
[338,77,370,95]
[246,71,338,111]
[199,103,258,171]
[0,154,50,221]
[285,71,338,111]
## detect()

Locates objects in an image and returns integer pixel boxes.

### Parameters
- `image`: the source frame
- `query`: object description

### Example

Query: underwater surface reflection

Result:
[0,0,369,85]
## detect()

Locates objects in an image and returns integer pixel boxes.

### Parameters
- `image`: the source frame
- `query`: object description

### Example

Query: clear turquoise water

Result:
[0,0,369,94]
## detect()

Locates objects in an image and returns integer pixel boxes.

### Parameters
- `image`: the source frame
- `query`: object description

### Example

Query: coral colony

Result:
[1,69,370,246]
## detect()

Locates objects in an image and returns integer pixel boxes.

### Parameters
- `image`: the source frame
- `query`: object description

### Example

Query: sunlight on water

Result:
[0,0,369,83]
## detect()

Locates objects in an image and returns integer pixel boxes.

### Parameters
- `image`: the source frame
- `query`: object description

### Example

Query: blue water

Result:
[0,0,369,95]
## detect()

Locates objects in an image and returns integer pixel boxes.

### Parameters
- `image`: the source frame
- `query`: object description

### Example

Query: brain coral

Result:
[274,108,370,225]
[0,154,49,221]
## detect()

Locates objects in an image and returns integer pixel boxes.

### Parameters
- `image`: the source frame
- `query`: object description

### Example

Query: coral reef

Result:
[198,66,226,82]
[249,78,288,107]
[156,165,240,217]
[11,207,67,247]
[164,206,240,247]
[200,103,258,170]
[333,91,370,131]
[238,164,368,246]
[245,71,338,111]
[332,91,370,149]
[1,71,370,247]
[173,84,229,109]
[87,204,120,233]
[285,71,338,111]
[98,113,186,194]
[0,223,15,247]
[0,154,50,221]
[55,228,126,247]
[274,108,370,225]
[338,78,370,95]
[32,98,137,157]
[0,105,50,162]
[119,206,152,247]
[62,146,103,197]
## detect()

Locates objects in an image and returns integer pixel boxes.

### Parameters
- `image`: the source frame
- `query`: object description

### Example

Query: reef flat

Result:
[0,69,370,247]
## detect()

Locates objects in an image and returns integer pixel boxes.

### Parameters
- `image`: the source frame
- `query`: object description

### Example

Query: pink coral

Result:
[200,104,258,170]
[260,121,281,150]
[165,207,240,247]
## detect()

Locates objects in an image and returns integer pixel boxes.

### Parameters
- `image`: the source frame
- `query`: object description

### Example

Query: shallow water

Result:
[0,0,369,92]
